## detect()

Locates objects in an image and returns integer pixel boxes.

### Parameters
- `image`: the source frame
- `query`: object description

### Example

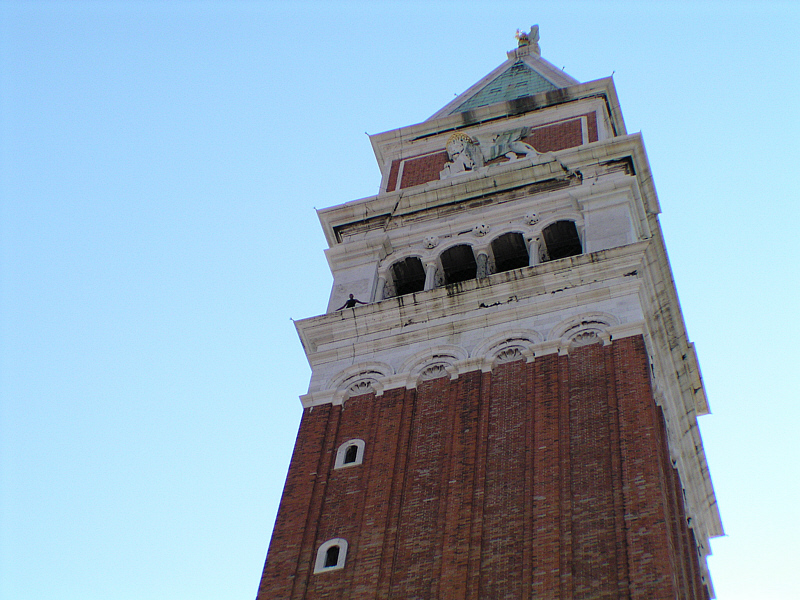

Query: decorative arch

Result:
[378,249,430,299]
[439,243,478,284]
[530,213,584,263]
[387,255,427,297]
[414,239,480,286]
[489,230,530,274]
[471,330,543,371]
[486,226,531,242]
[548,312,619,350]
[432,238,478,256]
[400,345,469,388]
[534,210,584,234]
[328,362,394,403]
[378,248,430,273]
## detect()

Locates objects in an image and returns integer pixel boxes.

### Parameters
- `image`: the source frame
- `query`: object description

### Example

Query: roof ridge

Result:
[426,27,580,121]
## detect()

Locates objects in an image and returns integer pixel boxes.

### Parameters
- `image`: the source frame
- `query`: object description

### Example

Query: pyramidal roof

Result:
[428,26,580,121]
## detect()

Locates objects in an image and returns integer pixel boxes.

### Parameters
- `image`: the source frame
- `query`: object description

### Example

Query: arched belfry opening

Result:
[542,220,582,261]
[491,232,529,273]
[390,256,426,296]
[440,244,477,285]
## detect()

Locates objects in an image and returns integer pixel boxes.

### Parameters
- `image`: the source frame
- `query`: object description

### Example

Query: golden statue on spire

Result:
[515,25,540,55]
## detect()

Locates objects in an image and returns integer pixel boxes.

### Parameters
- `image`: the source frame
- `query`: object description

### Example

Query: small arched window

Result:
[324,545,340,567]
[391,256,426,296]
[334,439,365,469]
[440,244,477,285]
[491,232,529,273]
[542,220,582,261]
[314,538,348,573]
[344,445,358,464]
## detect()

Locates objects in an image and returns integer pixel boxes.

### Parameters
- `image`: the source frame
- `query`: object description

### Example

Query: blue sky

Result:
[1,2,798,599]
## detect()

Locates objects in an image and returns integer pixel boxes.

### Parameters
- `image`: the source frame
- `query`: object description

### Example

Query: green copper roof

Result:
[450,61,559,114]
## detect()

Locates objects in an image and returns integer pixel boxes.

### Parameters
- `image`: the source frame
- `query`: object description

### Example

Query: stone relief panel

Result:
[494,346,524,364]
[474,128,540,163]
[328,363,395,403]
[439,128,543,181]
[439,133,483,179]
[569,330,603,347]
[402,346,469,388]
[419,363,450,381]
[387,111,599,191]
[347,379,376,396]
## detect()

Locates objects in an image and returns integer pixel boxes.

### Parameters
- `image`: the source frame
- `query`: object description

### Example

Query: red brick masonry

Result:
[257,335,708,600]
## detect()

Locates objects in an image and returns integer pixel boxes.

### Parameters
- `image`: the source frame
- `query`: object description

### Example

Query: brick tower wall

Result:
[257,335,709,600]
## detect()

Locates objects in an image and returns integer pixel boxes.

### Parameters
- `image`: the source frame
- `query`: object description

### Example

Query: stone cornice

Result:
[298,321,646,410]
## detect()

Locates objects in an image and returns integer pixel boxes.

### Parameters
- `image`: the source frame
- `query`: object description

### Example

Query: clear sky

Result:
[1,2,798,599]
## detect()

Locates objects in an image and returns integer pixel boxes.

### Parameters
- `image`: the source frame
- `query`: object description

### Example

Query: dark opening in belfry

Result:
[440,244,477,284]
[542,220,582,260]
[491,232,529,273]
[391,256,426,296]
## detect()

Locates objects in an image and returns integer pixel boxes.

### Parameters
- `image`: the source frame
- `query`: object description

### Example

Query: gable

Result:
[450,61,559,115]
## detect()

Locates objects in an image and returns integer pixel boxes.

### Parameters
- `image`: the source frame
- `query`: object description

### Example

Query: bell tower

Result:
[256,27,722,600]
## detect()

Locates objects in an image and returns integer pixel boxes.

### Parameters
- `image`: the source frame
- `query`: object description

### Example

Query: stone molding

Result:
[548,311,618,354]
[320,133,657,251]
[401,345,468,389]
[472,330,542,372]
[327,361,394,405]
[299,320,645,409]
